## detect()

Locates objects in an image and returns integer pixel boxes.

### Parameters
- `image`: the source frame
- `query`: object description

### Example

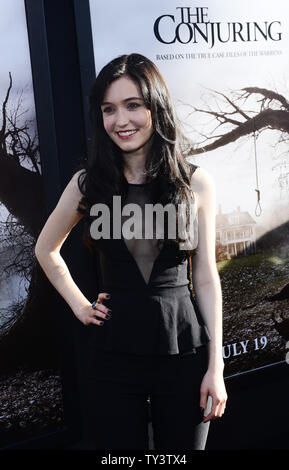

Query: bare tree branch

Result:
[0,72,12,155]
[189,109,289,155]
[241,87,289,112]
[187,106,243,127]
[184,86,289,155]
[213,89,251,120]
[0,73,45,237]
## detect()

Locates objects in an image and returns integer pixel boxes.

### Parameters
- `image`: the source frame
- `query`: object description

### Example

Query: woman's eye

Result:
[102,106,114,114]
[128,102,140,110]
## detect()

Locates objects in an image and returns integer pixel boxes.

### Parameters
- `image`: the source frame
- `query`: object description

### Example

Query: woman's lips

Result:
[116,130,138,140]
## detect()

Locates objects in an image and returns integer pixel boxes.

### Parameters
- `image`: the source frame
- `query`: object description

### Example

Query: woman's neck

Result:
[122,151,149,184]
[121,132,154,183]
[123,165,147,184]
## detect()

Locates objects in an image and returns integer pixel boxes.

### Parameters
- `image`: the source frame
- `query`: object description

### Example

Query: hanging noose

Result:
[253,118,262,217]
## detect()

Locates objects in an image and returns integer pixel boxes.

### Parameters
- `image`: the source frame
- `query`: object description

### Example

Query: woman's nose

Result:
[115,108,129,127]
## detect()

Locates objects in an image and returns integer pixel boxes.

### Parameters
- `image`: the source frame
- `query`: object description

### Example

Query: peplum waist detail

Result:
[88,238,211,356]
[88,284,211,356]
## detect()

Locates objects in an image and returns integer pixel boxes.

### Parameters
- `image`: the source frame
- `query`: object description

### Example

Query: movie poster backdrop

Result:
[0,0,64,447]
[88,0,289,377]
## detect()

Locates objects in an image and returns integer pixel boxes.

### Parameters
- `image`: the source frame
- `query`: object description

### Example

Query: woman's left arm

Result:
[190,166,227,423]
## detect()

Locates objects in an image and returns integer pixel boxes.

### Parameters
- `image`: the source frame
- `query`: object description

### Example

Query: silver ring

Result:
[91,299,100,309]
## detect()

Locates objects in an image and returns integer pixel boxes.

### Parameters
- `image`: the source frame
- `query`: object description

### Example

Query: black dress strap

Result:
[188,162,199,177]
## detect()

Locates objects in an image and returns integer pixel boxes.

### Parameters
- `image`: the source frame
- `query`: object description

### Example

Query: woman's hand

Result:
[73,292,112,326]
[200,369,227,423]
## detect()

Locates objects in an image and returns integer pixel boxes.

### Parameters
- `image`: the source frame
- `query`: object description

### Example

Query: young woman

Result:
[35,53,227,450]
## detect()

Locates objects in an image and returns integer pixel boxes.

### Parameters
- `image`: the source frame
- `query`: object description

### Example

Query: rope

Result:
[188,255,194,295]
[253,121,262,217]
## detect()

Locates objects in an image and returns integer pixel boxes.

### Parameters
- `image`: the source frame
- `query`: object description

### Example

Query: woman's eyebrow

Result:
[101,97,143,105]
[123,97,143,102]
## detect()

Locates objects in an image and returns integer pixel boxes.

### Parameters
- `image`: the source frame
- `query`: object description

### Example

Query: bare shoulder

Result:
[62,169,86,201]
[70,168,86,189]
[35,169,87,254]
[189,164,215,192]
[189,164,216,210]
[48,169,87,219]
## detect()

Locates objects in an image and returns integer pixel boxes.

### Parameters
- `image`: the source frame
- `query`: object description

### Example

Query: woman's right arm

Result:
[34,170,111,326]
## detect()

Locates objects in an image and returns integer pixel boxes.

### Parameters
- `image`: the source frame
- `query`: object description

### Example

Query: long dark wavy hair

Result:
[76,53,198,257]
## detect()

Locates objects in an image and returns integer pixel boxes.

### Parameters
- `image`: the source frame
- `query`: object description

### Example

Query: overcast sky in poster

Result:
[0,0,36,221]
[0,0,34,120]
[89,0,289,233]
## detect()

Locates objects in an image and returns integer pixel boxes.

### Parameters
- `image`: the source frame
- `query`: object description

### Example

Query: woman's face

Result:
[101,76,154,156]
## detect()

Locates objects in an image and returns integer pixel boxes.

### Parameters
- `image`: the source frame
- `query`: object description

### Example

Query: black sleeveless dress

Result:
[88,164,211,356]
